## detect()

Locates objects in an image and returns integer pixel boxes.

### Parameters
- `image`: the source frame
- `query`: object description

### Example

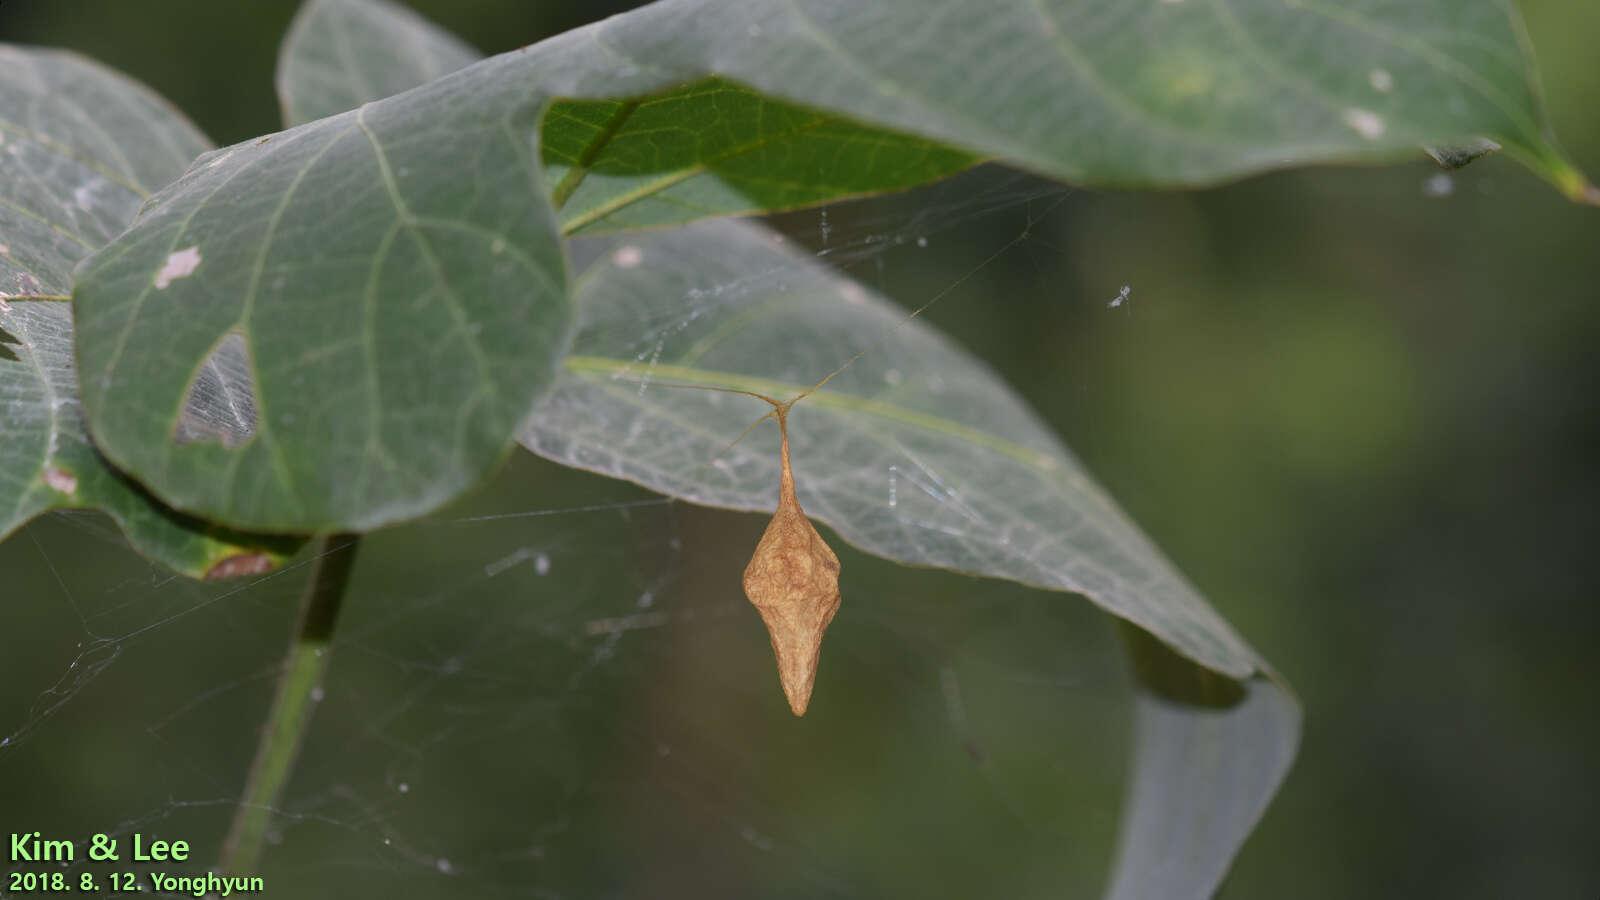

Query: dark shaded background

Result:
[1,1,1596,898]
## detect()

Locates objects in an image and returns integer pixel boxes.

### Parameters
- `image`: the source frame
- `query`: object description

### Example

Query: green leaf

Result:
[276,0,977,235]
[275,0,481,127]
[544,79,978,235]
[80,0,1590,533]
[527,218,1261,679]
[535,0,1588,200]
[1,303,300,578]
[0,46,210,299]
[73,63,574,532]
[1107,627,1300,900]
[0,47,297,578]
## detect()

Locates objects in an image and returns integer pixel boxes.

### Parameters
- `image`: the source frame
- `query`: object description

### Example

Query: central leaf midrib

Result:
[562,354,1057,472]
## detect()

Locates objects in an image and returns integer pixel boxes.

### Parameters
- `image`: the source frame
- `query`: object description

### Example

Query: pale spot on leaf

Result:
[154,246,202,289]
[612,245,643,268]
[43,467,77,495]
[1342,108,1386,140]
[205,554,274,580]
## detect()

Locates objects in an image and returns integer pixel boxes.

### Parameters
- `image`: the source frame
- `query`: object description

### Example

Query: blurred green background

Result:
[1,1,1596,898]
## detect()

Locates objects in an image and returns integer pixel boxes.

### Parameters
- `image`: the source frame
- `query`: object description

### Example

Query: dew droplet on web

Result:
[533,553,551,576]
[397,782,410,793]
[309,686,325,702]
[916,236,928,247]
[1368,68,1394,93]
[612,245,643,268]
[435,858,454,875]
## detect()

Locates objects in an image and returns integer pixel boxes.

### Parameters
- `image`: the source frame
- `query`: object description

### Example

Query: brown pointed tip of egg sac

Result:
[742,483,842,717]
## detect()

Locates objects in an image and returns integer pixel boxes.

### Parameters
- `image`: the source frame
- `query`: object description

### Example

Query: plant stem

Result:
[217,534,360,875]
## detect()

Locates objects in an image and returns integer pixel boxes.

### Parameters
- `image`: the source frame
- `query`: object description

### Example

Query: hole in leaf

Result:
[0,322,20,362]
[176,332,258,449]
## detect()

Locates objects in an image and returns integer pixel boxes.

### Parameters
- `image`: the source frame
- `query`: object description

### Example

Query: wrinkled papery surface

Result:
[741,412,842,715]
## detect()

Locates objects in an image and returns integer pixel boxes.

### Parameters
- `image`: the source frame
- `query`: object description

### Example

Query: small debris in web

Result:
[1108,284,1131,308]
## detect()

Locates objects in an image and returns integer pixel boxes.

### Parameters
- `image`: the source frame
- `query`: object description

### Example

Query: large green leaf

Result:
[73,61,574,532]
[0,47,296,578]
[274,0,481,127]
[543,79,978,235]
[524,217,1298,897]
[0,46,210,299]
[76,0,1590,534]
[0,303,298,578]
[276,0,977,235]
[562,0,1589,198]
[1107,628,1300,900]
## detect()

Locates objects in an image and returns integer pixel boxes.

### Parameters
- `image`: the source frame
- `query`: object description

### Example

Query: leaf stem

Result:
[550,99,640,212]
[217,534,360,875]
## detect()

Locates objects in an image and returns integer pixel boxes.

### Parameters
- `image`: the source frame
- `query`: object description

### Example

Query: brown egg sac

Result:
[741,407,841,716]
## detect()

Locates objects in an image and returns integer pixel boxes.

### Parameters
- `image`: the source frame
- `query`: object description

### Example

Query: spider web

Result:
[0,168,1149,899]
